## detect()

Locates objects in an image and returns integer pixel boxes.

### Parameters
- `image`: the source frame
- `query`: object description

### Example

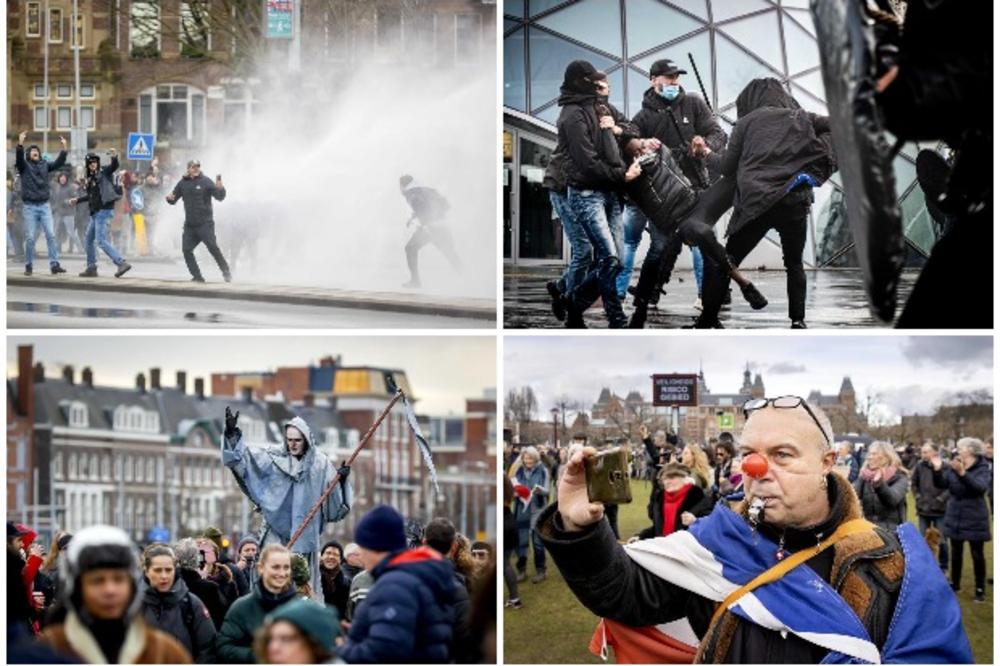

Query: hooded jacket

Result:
[934,457,992,542]
[15,145,67,203]
[167,174,225,227]
[141,575,216,663]
[216,580,299,664]
[623,145,699,235]
[631,86,727,187]
[83,155,122,215]
[222,415,352,555]
[402,181,450,225]
[51,177,77,216]
[338,546,460,664]
[721,78,836,236]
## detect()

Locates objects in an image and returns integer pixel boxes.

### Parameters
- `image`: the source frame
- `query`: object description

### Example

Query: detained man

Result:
[537,397,971,663]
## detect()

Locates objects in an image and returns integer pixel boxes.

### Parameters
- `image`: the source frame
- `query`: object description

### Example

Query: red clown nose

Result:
[742,453,768,478]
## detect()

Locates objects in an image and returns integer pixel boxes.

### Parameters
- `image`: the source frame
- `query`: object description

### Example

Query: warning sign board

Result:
[127,132,155,161]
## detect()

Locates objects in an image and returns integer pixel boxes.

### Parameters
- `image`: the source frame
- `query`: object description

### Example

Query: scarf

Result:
[860,465,897,483]
[661,485,692,536]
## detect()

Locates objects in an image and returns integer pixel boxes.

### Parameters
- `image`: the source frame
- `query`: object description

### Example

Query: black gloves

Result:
[338,464,351,481]
[224,406,241,438]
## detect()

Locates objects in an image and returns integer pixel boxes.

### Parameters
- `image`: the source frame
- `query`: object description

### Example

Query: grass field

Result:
[503,480,994,664]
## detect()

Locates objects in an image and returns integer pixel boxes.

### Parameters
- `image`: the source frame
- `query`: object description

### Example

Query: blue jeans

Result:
[617,203,647,297]
[691,245,704,295]
[918,514,950,570]
[550,189,592,295]
[22,202,59,267]
[60,214,83,253]
[567,187,626,327]
[85,208,125,269]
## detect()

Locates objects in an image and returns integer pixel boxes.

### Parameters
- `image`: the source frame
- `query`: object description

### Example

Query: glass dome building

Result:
[503,0,936,269]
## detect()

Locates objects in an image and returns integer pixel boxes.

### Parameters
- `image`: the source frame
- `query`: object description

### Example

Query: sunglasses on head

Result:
[742,395,831,447]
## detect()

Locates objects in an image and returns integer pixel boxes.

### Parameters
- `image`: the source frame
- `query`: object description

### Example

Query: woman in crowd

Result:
[512,446,550,583]
[934,437,992,602]
[852,441,909,531]
[141,543,216,663]
[252,598,338,664]
[834,441,860,482]
[634,463,714,540]
[680,445,712,491]
[502,476,521,609]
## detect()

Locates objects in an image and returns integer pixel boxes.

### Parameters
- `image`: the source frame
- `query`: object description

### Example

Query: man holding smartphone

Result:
[165,159,231,283]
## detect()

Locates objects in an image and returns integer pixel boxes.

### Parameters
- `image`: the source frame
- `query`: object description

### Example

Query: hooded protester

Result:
[14,130,67,275]
[141,544,216,663]
[399,175,463,288]
[174,538,230,631]
[696,78,836,329]
[222,408,352,604]
[318,540,351,619]
[52,171,83,253]
[252,598,338,665]
[37,525,192,664]
[165,159,231,283]
[71,150,133,278]
[218,544,300,663]
[338,505,461,664]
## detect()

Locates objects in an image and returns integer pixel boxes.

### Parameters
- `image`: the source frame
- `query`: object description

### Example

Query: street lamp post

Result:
[551,407,559,448]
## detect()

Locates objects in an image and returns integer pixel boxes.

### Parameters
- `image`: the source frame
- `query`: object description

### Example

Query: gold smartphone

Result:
[585,447,632,504]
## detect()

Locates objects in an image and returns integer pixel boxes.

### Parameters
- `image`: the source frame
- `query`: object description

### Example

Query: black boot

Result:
[686,315,725,329]
[24,264,32,276]
[50,263,66,275]
[628,299,648,328]
[740,282,768,309]
[565,305,587,329]
[546,280,566,322]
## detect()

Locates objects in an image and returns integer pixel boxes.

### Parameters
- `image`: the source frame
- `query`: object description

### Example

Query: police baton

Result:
[688,52,713,114]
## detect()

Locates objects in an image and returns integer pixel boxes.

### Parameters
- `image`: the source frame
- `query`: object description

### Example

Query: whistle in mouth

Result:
[748,497,765,528]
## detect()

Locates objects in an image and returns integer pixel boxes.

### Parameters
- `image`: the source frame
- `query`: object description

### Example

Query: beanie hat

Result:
[237,535,259,553]
[562,59,600,95]
[290,553,311,587]
[202,526,225,551]
[354,505,406,553]
[61,525,143,621]
[267,599,338,653]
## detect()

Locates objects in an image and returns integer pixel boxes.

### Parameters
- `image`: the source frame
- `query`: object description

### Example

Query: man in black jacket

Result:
[166,159,231,283]
[71,151,132,278]
[14,130,68,276]
[557,60,639,328]
[620,60,727,307]
[912,442,950,572]
[696,79,836,329]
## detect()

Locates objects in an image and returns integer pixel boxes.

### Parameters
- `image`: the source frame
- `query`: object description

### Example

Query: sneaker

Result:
[546,280,566,322]
[791,319,808,329]
[686,317,725,329]
[741,283,768,310]
[402,278,421,288]
[191,276,206,283]
[24,265,32,276]
[532,571,547,584]
[504,598,523,609]
[78,266,98,278]
[114,261,132,278]
[50,263,67,275]
[515,570,527,583]
[974,589,985,602]
[693,297,703,312]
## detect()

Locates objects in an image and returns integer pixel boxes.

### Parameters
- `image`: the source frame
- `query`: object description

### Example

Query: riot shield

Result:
[811,0,904,323]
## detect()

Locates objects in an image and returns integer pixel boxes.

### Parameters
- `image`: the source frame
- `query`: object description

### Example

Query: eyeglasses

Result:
[742,396,831,447]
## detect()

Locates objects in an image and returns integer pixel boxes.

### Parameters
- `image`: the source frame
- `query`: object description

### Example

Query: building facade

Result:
[502,0,938,270]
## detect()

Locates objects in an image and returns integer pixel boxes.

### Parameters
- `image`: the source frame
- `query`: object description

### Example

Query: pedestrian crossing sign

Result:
[127,132,155,161]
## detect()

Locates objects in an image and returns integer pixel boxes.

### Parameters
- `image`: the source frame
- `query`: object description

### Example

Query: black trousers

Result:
[702,190,809,323]
[950,538,986,591]
[182,221,230,280]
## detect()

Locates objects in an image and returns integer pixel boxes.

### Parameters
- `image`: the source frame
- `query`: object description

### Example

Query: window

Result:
[405,12,436,63]
[90,453,99,480]
[68,453,78,479]
[56,83,72,98]
[80,83,95,98]
[80,106,95,130]
[124,455,133,482]
[72,11,85,49]
[33,83,47,99]
[56,106,72,129]
[26,2,41,37]
[180,1,210,56]
[68,401,88,428]
[135,457,144,482]
[49,8,63,43]
[101,454,110,480]
[454,14,481,62]
[130,1,161,57]
[376,6,403,58]
[139,84,206,145]
[54,452,63,479]
[147,458,156,482]
[16,441,27,471]
[33,107,49,131]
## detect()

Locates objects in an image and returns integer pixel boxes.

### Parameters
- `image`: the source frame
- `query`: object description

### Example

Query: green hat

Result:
[290,553,310,587]
[201,526,224,550]
[267,598,338,653]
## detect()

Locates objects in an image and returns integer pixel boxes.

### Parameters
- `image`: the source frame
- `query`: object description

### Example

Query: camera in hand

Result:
[585,446,632,505]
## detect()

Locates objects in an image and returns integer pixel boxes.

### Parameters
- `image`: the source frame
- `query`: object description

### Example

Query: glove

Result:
[224,406,240,438]
[338,464,351,481]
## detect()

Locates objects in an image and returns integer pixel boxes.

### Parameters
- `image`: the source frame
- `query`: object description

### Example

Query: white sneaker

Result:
[693,297,703,312]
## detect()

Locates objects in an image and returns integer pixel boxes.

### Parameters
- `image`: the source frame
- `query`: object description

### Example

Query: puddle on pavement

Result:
[8,301,226,323]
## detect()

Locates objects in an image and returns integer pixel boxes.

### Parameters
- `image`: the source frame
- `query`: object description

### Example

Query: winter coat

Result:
[556,88,636,191]
[39,612,192,664]
[631,87,727,187]
[177,567,228,631]
[7,549,33,636]
[623,145,698,235]
[636,482,713,540]
[216,581,298,664]
[51,180,76,217]
[319,564,351,619]
[853,469,909,531]
[450,569,475,664]
[141,576,216,663]
[538,472,908,663]
[346,570,373,621]
[167,174,225,226]
[934,457,992,542]
[721,79,836,236]
[222,416,352,556]
[542,146,570,194]
[15,145,66,203]
[83,156,122,215]
[513,463,550,528]
[338,547,459,664]
[911,460,950,517]
[503,505,518,554]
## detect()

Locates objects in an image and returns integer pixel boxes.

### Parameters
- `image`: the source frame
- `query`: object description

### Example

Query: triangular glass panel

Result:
[626,66,653,118]
[626,0,703,56]
[605,67,626,116]
[900,184,938,256]
[718,10,784,73]
[781,11,820,73]
[536,0,623,57]
[783,8,815,36]
[629,31,713,109]
[666,0,710,21]
[710,0,773,23]
[781,0,810,9]
[789,83,827,115]
[533,102,562,126]
[505,18,520,33]
[714,33,780,110]
[504,28,527,112]
[527,27,617,112]
[530,0,573,17]
[893,154,916,195]
[792,69,825,101]
[504,0,526,19]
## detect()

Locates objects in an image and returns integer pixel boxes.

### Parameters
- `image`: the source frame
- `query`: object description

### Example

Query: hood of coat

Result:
[280,416,317,473]
[735,78,801,119]
[26,145,42,162]
[640,85,687,112]
[557,87,599,107]
[373,546,456,605]
[142,571,189,607]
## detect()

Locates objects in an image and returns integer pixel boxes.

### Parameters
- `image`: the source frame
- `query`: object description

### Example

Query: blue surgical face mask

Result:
[660,84,680,101]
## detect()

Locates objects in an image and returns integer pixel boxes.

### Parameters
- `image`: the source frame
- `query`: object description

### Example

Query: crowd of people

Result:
[542,58,835,329]
[7,508,496,664]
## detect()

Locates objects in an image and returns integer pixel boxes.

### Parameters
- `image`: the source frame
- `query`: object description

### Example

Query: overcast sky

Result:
[8,335,495,415]
[504,335,993,423]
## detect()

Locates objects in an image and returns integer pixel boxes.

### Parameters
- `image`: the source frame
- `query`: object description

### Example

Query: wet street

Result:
[504,266,920,329]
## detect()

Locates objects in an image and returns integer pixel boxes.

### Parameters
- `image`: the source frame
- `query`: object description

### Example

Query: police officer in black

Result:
[166,159,231,283]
